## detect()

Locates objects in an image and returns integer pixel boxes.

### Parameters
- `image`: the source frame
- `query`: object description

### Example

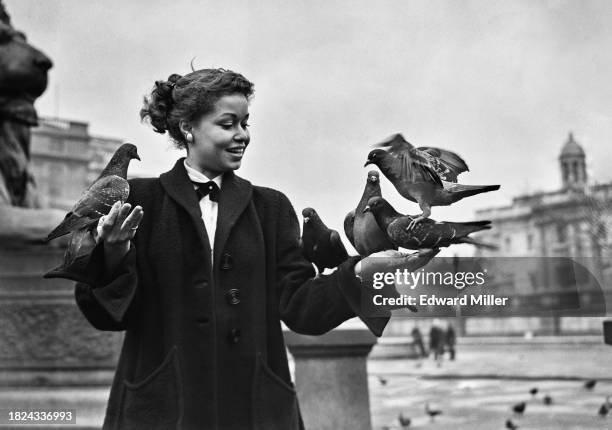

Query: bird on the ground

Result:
[512,401,526,415]
[543,394,553,405]
[44,143,140,270]
[300,207,348,273]
[398,412,411,428]
[365,133,499,228]
[597,395,611,417]
[529,387,539,397]
[378,376,388,386]
[584,379,597,390]
[344,170,396,256]
[364,196,496,250]
[505,418,519,429]
[425,403,442,421]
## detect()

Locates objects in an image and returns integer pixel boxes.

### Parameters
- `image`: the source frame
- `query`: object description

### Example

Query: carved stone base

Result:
[285,329,377,430]
[0,243,121,386]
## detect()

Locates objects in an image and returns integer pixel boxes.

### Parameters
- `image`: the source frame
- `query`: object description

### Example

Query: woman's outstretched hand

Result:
[354,248,439,279]
[95,201,143,274]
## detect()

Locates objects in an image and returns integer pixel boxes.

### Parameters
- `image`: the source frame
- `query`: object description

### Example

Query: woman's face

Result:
[185,93,250,178]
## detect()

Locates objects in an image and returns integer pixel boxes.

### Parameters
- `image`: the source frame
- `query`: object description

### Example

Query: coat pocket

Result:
[252,354,301,430]
[120,346,183,430]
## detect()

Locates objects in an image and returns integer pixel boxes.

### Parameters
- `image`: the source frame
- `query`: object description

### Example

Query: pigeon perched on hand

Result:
[301,207,349,273]
[365,133,499,228]
[344,170,396,256]
[364,196,496,250]
[44,143,140,267]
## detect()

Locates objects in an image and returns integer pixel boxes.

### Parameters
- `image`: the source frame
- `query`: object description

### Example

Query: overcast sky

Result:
[7,0,612,255]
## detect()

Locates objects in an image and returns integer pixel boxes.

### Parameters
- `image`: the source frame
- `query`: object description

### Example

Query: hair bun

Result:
[140,73,182,134]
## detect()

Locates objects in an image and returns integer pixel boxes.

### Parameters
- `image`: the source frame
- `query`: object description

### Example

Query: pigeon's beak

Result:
[135,153,141,161]
[362,206,370,213]
[364,160,372,167]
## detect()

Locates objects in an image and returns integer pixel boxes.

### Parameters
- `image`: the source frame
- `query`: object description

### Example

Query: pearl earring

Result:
[185,132,193,143]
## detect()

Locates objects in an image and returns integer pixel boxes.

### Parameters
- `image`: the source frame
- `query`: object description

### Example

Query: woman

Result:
[63,68,433,430]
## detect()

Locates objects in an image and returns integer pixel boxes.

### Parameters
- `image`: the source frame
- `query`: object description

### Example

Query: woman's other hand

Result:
[354,248,439,280]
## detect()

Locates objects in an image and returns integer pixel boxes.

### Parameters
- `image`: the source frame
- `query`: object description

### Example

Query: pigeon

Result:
[46,143,140,241]
[512,401,526,415]
[425,403,442,421]
[365,133,499,228]
[301,207,349,273]
[505,418,519,429]
[398,412,411,428]
[44,143,140,268]
[584,379,597,390]
[543,394,553,405]
[364,196,497,250]
[344,170,396,256]
[529,387,539,397]
[378,376,388,386]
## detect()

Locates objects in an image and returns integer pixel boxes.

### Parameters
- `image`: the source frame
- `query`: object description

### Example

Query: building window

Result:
[527,234,533,250]
[556,224,566,243]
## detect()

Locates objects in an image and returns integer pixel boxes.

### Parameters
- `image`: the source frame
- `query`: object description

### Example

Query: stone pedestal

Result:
[0,242,121,428]
[285,329,377,430]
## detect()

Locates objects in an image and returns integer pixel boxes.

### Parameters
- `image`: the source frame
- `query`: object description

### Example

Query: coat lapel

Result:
[160,159,213,259]
[214,170,253,264]
[159,158,253,266]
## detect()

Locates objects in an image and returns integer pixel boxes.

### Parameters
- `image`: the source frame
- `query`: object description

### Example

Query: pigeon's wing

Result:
[329,229,349,263]
[343,210,356,249]
[416,147,469,182]
[376,134,443,186]
[46,175,129,241]
[71,175,129,219]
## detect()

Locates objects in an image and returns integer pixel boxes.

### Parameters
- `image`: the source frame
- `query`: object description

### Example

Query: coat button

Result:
[225,289,241,305]
[227,328,241,344]
[220,253,234,270]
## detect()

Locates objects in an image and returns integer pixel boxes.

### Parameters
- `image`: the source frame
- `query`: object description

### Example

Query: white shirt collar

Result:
[184,159,223,188]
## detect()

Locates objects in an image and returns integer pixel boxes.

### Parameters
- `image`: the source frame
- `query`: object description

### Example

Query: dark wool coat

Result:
[60,159,389,430]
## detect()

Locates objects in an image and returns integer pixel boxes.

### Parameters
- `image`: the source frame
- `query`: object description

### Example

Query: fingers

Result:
[120,206,143,232]
[97,201,144,245]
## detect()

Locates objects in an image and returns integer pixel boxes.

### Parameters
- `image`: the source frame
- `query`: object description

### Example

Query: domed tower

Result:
[559,132,587,190]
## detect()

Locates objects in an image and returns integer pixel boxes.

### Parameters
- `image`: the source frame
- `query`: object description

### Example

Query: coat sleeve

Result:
[71,240,140,331]
[274,192,390,337]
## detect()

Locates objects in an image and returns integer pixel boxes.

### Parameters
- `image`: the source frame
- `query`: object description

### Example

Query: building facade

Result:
[29,117,123,211]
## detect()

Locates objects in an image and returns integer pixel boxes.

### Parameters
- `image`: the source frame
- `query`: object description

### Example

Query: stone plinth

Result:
[0,242,120,428]
[285,329,377,430]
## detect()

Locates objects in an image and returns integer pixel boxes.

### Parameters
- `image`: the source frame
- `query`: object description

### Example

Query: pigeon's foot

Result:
[406,215,425,230]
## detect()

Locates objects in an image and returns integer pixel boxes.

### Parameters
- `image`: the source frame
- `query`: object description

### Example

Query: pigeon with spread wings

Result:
[365,133,499,228]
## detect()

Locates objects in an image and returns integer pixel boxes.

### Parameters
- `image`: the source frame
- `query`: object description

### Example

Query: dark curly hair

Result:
[140,68,254,149]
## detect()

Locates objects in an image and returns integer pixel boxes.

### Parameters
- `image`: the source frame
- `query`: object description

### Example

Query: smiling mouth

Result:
[226,147,245,155]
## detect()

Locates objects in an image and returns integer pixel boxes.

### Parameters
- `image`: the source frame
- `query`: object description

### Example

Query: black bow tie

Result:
[192,180,220,202]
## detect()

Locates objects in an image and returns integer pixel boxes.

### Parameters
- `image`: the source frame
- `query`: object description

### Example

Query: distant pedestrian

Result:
[429,320,445,366]
[445,322,457,360]
[411,326,427,358]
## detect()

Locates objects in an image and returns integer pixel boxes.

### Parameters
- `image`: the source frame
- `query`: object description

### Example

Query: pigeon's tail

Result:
[458,236,499,250]
[45,213,97,242]
[449,184,500,200]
